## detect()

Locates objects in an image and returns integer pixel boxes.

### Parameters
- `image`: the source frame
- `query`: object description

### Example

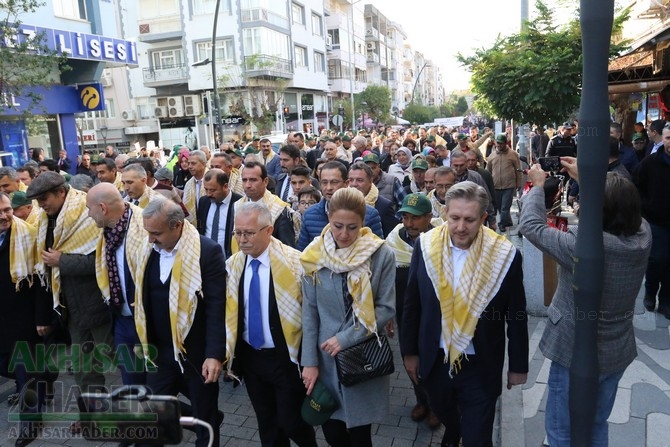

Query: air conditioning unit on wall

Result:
[155,106,168,118]
[183,95,202,116]
[121,110,136,120]
[367,43,375,50]
[168,96,184,117]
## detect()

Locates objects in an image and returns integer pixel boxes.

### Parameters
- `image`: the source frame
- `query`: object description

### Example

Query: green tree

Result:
[457,0,629,125]
[0,1,70,114]
[356,85,392,125]
[402,103,438,125]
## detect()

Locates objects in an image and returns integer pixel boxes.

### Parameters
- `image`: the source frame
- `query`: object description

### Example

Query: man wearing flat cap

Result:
[545,121,577,158]
[27,172,113,401]
[487,134,522,233]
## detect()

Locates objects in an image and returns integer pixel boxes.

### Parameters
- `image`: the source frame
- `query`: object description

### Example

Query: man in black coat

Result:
[348,162,398,238]
[401,181,528,447]
[0,193,54,446]
[197,169,242,259]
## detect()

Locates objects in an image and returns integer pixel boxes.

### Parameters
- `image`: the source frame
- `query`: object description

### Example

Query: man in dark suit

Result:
[274,145,319,205]
[225,202,317,447]
[401,181,528,447]
[136,198,225,447]
[197,169,242,259]
[348,162,398,238]
[0,192,53,447]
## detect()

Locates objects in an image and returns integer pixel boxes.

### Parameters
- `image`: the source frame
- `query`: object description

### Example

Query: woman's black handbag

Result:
[335,335,394,386]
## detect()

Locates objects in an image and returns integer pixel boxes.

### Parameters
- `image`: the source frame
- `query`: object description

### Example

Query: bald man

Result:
[86,183,147,386]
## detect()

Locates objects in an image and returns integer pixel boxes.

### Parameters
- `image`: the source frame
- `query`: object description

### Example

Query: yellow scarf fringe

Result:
[35,188,101,308]
[133,221,202,370]
[301,225,384,336]
[364,184,379,207]
[224,238,304,374]
[9,216,37,291]
[419,224,516,376]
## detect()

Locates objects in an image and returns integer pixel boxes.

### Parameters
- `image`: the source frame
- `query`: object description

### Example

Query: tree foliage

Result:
[356,85,392,125]
[457,0,629,125]
[402,103,437,125]
[0,0,70,114]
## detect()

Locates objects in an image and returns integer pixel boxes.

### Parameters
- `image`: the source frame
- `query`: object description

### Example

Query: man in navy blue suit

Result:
[401,181,528,447]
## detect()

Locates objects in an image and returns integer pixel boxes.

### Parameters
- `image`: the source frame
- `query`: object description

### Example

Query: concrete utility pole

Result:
[517,0,530,160]
[570,0,614,445]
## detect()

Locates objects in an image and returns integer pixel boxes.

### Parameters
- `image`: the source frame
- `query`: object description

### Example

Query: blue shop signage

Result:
[2,82,106,115]
[12,24,138,65]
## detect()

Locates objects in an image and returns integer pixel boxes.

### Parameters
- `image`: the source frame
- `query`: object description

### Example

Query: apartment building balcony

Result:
[244,55,293,80]
[138,15,183,43]
[366,52,380,64]
[240,8,289,29]
[143,64,189,87]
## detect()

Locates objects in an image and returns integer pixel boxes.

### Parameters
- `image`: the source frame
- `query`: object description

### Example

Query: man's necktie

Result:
[248,259,264,349]
[281,179,290,202]
[195,180,202,210]
[133,199,139,206]
[211,202,222,243]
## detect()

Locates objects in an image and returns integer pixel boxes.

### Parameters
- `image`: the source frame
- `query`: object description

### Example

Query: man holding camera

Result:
[487,134,522,232]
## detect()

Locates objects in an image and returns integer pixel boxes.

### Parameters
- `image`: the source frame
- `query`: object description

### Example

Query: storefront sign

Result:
[1,83,105,115]
[10,24,139,65]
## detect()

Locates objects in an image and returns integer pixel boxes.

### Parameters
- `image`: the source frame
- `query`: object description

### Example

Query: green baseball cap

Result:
[398,193,432,216]
[411,159,429,170]
[10,191,31,209]
[495,134,508,143]
[632,132,646,142]
[301,380,339,426]
[426,135,436,142]
[243,147,259,155]
[362,153,380,164]
[457,133,468,141]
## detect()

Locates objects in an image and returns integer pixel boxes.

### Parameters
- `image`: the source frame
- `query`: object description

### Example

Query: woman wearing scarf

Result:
[388,147,412,183]
[301,187,395,447]
[172,149,192,190]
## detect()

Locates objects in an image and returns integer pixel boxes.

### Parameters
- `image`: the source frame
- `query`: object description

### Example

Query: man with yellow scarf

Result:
[224,202,317,447]
[133,197,225,447]
[27,172,114,401]
[0,192,53,447]
[182,150,209,224]
[347,162,399,238]
[87,183,146,386]
[400,181,528,447]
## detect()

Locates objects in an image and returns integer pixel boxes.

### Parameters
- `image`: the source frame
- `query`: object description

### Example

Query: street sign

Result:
[332,115,343,126]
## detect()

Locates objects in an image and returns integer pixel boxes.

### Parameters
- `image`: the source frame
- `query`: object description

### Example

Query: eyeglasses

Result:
[299,200,317,207]
[233,225,269,239]
[319,179,343,187]
[434,183,455,191]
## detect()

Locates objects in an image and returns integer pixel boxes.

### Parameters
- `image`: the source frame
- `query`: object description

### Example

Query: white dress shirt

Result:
[153,240,181,283]
[205,192,232,245]
[242,247,275,348]
[439,239,475,355]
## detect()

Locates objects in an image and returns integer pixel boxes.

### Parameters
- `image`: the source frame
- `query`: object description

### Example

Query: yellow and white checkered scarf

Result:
[9,216,37,290]
[134,221,202,369]
[224,238,303,372]
[136,185,158,209]
[419,224,516,375]
[385,223,413,267]
[364,184,379,207]
[18,182,27,192]
[95,203,146,303]
[35,188,101,308]
[229,168,244,196]
[427,189,447,221]
[301,225,384,336]
[114,172,124,192]
[25,201,40,227]
[182,175,207,224]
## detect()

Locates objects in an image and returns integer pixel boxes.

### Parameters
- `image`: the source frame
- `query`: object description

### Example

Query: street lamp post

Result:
[348,0,363,132]
[193,0,224,148]
[410,62,429,104]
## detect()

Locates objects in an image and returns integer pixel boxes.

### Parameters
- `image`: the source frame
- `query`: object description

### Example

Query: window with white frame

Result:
[243,28,290,60]
[54,0,86,20]
[151,49,184,69]
[311,13,322,36]
[291,3,305,25]
[196,39,234,63]
[313,51,325,72]
[192,0,231,14]
[294,46,307,68]
[104,99,116,119]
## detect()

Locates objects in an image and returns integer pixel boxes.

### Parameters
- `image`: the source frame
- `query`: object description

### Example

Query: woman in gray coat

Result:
[301,187,396,446]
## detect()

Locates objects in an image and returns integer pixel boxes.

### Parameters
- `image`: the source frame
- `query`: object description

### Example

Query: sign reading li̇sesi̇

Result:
[9,24,139,66]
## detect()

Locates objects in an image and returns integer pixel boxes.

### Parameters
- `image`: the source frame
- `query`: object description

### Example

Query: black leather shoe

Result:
[644,295,656,312]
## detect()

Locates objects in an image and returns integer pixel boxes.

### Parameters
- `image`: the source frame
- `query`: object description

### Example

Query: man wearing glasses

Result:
[297,161,383,250]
